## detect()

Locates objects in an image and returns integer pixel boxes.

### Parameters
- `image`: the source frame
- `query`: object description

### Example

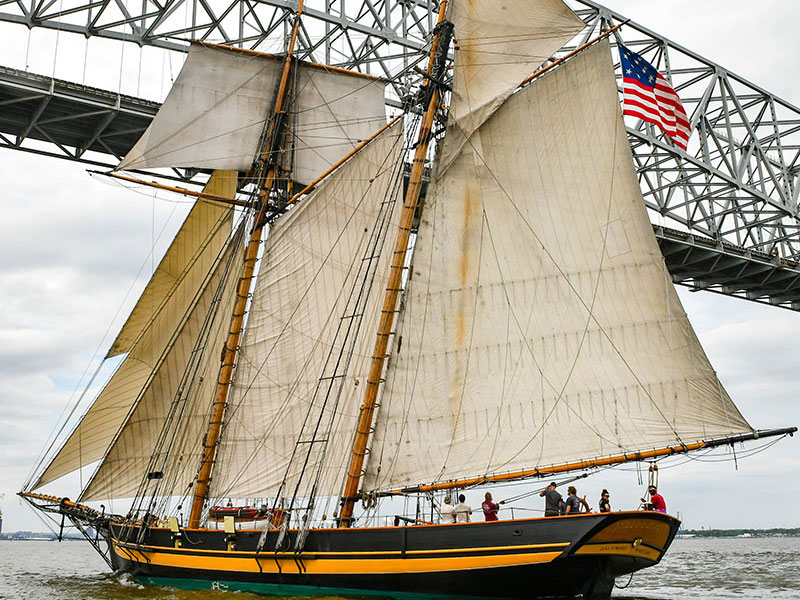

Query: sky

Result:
[1,0,799,533]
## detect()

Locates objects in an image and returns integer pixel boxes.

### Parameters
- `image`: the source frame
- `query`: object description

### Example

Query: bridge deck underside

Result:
[0,65,157,166]
[656,226,800,310]
[3,67,800,311]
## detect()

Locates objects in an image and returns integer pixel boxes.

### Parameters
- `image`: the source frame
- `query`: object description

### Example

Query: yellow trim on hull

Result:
[114,539,569,558]
[582,517,672,548]
[113,543,564,575]
[572,542,662,562]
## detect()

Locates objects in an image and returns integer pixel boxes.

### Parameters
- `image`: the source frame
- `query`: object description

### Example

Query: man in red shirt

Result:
[643,485,666,513]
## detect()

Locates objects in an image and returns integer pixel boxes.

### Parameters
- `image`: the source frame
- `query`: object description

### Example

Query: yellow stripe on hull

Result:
[113,542,565,575]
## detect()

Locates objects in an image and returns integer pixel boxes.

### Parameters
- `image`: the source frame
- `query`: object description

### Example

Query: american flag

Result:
[619,45,690,150]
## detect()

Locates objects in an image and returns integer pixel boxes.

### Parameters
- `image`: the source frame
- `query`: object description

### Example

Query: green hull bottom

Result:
[134,575,494,600]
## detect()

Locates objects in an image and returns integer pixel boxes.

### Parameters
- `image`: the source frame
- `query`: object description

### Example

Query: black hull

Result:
[108,511,679,599]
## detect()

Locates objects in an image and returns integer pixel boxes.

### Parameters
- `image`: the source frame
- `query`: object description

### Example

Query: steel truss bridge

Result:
[2,0,800,309]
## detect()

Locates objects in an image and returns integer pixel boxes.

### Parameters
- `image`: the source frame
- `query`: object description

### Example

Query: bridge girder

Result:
[1,0,800,303]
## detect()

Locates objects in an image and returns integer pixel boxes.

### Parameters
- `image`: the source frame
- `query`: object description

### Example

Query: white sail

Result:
[364,40,751,492]
[108,171,238,357]
[82,227,243,500]
[31,173,235,491]
[438,0,585,171]
[212,119,405,499]
[118,44,387,185]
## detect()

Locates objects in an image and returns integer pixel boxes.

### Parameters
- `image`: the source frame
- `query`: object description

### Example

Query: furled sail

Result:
[438,0,585,171]
[31,172,235,492]
[363,40,752,493]
[118,44,387,185]
[212,119,405,499]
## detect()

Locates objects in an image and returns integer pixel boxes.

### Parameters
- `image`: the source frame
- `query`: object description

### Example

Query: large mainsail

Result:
[118,44,387,185]
[31,172,236,492]
[438,0,585,171]
[364,40,752,493]
[211,119,405,499]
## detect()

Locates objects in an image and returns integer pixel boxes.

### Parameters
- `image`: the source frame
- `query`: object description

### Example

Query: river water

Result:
[1,537,798,600]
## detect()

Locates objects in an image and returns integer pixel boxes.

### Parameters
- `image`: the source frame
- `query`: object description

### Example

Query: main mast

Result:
[187,0,306,529]
[337,0,453,527]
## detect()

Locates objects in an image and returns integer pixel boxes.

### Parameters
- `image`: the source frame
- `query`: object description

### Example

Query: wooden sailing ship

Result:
[20,0,796,598]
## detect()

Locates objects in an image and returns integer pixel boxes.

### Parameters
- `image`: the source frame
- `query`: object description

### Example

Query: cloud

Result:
[1,0,799,534]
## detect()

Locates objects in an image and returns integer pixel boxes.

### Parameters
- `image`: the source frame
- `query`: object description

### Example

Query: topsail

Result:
[118,44,387,186]
[438,0,585,170]
[19,3,796,598]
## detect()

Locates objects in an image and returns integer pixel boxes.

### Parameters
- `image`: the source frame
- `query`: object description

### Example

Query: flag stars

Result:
[619,44,690,151]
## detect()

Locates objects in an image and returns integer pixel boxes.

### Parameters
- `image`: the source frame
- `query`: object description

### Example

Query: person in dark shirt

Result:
[539,482,562,517]
[598,489,611,513]
[564,486,581,515]
[564,486,591,514]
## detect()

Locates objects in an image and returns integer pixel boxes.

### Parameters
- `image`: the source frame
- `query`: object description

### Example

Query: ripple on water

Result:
[2,537,800,600]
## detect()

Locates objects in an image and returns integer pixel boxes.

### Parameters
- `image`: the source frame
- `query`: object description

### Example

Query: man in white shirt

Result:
[454,494,472,523]
[440,495,456,524]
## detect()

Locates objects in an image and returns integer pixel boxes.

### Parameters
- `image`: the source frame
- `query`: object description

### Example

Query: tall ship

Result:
[20,0,795,598]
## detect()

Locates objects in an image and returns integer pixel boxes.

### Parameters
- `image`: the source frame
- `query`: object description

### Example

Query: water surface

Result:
[2,537,798,599]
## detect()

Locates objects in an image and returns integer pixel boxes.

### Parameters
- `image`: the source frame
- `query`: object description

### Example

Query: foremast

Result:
[337,1,454,527]
[187,0,306,529]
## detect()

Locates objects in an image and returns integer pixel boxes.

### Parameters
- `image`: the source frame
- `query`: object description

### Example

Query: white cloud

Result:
[0,1,799,533]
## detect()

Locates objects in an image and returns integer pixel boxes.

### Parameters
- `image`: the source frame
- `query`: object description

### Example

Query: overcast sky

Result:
[1,1,799,533]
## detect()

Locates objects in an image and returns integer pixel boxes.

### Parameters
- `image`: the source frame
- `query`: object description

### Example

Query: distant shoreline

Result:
[679,528,800,538]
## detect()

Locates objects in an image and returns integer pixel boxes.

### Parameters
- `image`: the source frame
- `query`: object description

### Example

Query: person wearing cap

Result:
[642,485,666,513]
[441,495,457,524]
[539,482,562,517]
[598,489,611,513]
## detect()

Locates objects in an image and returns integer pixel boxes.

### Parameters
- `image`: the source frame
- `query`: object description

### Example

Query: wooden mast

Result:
[187,0,306,529]
[338,0,453,527]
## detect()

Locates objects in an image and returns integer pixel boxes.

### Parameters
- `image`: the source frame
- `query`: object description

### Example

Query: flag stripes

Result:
[619,45,690,150]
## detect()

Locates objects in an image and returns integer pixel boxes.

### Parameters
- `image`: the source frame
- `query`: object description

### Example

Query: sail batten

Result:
[363,40,751,494]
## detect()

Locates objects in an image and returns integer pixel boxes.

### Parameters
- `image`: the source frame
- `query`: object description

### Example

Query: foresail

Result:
[108,170,236,357]
[31,176,235,492]
[438,0,584,172]
[118,44,387,185]
[364,40,751,493]
[212,119,404,499]
[82,225,243,501]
